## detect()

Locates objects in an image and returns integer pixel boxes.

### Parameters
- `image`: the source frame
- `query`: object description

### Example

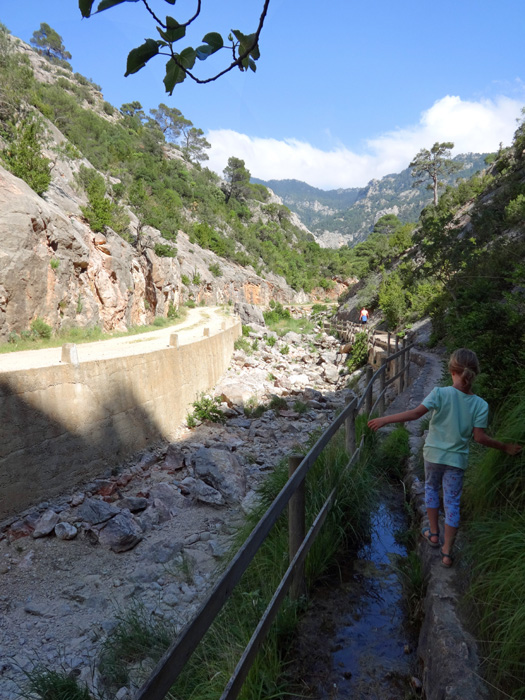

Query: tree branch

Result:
[173,0,270,85]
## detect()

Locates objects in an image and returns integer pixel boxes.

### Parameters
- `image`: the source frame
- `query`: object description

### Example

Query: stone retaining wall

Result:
[0,321,241,520]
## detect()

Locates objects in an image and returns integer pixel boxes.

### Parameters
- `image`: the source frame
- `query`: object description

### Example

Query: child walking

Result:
[367,348,521,568]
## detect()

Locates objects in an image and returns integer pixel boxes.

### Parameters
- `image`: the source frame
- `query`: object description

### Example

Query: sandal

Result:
[421,527,440,547]
[440,548,454,568]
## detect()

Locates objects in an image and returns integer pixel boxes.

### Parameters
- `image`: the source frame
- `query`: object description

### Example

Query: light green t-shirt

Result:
[422,386,489,470]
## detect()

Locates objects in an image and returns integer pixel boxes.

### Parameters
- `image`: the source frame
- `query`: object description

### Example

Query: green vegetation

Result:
[461,393,525,698]
[99,603,178,693]
[1,117,51,195]
[346,331,368,372]
[409,141,463,206]
[99,427,380,698]
[187,393,226,425]
[21,666,91,700]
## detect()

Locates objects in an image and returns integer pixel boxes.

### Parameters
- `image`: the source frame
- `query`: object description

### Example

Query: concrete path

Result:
[0,306,232,373]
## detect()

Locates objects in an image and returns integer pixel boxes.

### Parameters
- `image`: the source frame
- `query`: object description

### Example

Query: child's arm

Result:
[472,428,522,455]
[368,404,428,431]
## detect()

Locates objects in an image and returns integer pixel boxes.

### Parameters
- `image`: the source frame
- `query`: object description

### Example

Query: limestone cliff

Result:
[0,164,299,342]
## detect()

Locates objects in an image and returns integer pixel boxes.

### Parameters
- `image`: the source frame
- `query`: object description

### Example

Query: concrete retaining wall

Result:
[0,321,241,520]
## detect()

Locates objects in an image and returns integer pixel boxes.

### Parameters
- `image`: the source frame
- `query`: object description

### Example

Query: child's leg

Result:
[424,461,443,544]
[441,467,464,558]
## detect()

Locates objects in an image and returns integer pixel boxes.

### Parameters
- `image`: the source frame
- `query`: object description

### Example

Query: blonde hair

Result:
[448,348,480,389]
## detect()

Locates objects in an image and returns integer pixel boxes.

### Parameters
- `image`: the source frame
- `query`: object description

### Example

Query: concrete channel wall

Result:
[0,321,241,521]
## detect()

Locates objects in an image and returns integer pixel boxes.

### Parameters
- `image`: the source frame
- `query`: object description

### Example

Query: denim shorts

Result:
[424,460,465,528]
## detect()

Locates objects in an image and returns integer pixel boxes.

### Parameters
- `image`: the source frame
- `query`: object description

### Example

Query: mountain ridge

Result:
[254,152,489,247]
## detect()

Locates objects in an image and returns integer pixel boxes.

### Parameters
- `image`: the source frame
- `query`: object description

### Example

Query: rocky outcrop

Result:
[0,165,299,341]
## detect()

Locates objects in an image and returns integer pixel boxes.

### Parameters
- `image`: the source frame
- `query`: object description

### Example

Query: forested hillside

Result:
[0,25,364,322]
[256,154,487,247]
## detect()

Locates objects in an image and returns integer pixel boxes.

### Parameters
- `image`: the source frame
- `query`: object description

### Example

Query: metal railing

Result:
[136,338,413,700]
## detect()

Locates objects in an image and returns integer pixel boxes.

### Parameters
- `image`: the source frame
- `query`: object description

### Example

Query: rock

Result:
[97,512,143,552]
[234,302,265,326]
[163,446,185,471]
[147,483,186,513]
[32,509,60,538]
[55,522,78,540]
[140,538,183,564]
[193,447,247,502]
[117,496,149,513]
[180,477,225,506]
[76,498,120,525]
[323,364,341,384]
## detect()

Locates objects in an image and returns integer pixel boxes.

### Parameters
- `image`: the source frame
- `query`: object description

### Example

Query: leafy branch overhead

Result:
[78,0,270,93]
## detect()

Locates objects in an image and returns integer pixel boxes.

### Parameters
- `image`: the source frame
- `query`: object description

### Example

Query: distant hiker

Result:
[367,348,521,568]
[360,307,369,324]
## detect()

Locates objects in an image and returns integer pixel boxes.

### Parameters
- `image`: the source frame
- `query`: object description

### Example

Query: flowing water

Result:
[288,488,418,699]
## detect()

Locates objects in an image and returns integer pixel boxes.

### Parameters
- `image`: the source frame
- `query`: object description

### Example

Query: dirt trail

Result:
[0,306,230,373]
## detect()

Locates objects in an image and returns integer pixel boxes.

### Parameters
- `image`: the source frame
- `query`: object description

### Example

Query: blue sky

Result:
[2,0,524,188]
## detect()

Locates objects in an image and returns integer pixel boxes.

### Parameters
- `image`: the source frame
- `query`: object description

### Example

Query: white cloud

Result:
[206,95,524,190]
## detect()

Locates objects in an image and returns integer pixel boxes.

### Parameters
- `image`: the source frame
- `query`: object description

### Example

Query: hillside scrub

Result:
[387,110,525,698]
[0,25,360,295]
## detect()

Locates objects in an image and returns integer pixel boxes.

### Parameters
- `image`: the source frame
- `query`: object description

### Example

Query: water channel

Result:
[288,487,419,699]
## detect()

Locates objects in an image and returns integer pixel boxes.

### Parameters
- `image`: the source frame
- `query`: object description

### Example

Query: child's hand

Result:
[368,417,386,432]
[504,443,522,456]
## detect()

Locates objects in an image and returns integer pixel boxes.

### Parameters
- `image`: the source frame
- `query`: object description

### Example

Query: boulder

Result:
[193,447,247,502]
[97,511,143,552]
[234,302,265,326]
[32,509,60,538]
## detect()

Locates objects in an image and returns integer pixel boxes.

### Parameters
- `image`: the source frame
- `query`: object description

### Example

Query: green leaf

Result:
[196,45,214,61]
[97,0,139,12]
[232,30,259,61]
[157,22,186,43]
[164,57,186,94]
[202,32,223,52]
[178,47,196,70]
[159,16,186,42]
[124,39,159,76]
[78,0,95,17]
[248,58,257,73]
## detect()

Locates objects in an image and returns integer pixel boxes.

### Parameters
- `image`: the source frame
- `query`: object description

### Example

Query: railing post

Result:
[380,357,387,414]
[288,455,306,600]
[345,395,356,456]
[365,365,373,415]
[387,332,391,357]
[399,337,406,393]
[395,335,400,392]
[405,345,411,387]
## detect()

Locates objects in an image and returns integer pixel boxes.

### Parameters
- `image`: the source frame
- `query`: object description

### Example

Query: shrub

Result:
[266,335,277,347]
[188,393,225,424]
[242,325,252,337]
[505,193,525,225]
[346,331,368,372]
[31,317,52,339]
[192,269,201,285]
[154,242,176,257]
[181,274,190,286]
[50,258,59,270]
[234,337,251,353]
[268,395,288,412]
[209,262,222,277]
[2,117,51,195]
[167,301,179,319]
